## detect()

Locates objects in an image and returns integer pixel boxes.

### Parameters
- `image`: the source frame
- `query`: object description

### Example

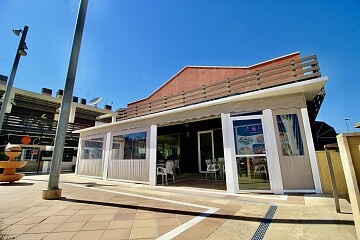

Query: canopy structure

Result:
[313,121,337,150]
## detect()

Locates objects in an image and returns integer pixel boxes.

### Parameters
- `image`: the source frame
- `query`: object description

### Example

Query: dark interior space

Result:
[157,117,224,173]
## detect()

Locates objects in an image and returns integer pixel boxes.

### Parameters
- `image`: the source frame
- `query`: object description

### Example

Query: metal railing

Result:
[1,113,91,139]
[117,55,320,120]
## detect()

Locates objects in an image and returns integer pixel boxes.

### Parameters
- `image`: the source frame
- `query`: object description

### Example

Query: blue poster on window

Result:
[234,119,266,155]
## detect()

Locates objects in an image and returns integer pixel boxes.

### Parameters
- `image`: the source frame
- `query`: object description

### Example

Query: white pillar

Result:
[221,113,238,193]
[301,108,322,193]
[5,90,16,113]
[102,132,112,180]
[263,109,284,194]
[69,104,76,123]
[148,125,157,186]
[75,137,81,174]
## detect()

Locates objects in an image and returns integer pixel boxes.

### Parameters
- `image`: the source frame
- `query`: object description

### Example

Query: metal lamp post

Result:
[345,118,350,132]
[0,26,29,133]
[42,0,88,200]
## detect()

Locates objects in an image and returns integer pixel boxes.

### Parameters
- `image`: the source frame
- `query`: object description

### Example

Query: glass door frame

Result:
[197,130,215,173]
[231,114,273,193]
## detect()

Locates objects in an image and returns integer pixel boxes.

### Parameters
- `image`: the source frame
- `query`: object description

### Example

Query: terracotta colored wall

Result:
[150,67,249,100]
[129,52,300,107]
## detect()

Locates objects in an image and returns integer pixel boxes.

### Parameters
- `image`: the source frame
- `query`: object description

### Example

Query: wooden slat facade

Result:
[117,55,320,120]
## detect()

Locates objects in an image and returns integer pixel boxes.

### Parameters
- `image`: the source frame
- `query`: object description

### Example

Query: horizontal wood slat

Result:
[2,113,91,138]
[118,55,320,120]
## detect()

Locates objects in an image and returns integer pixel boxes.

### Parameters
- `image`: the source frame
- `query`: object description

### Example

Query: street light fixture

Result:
[0,26,29,134]
[345,118,350,132]
[19,42,28,56]
[12,29,23,36]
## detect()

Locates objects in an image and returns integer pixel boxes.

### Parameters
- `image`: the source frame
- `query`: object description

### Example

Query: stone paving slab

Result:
[0,173,357,240]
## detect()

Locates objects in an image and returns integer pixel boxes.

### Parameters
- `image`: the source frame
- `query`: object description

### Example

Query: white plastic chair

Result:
[166,160,175,184]
[173,159,180,175]
[218,157,225,180]
[254,165,268,180]
[253,158,268,181]
[205,159,220,180]
[157,166,167,186]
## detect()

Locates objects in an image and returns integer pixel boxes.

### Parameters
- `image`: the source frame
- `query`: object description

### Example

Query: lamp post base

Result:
[42,188,62,200]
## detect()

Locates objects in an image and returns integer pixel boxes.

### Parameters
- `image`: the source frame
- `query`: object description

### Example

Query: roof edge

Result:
[76,76,327,135]
[129,52,300,105]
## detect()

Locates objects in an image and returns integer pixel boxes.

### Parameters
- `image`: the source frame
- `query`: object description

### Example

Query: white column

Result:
[69,104,76,123]
[102,132,112,180]
[148,125,158,186]
[301,108,322,193]
[263,109,284,194]
[221,113,238,193]
[5,90,16,113]
[75,137,82,174]
[112,114,117,123]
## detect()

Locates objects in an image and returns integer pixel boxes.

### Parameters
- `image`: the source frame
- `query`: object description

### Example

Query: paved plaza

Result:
[0,173,357,240]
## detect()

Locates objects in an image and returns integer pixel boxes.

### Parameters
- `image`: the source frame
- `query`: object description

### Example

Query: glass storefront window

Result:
[39,148,74,162]
[276,114,304,156]
[15,147,40,163]
[112,132,147,160]
[82,137,103,159]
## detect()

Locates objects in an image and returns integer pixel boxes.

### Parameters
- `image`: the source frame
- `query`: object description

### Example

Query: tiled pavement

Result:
[0,173,357,240]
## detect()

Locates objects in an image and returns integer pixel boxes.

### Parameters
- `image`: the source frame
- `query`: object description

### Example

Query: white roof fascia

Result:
[74,76,327,134]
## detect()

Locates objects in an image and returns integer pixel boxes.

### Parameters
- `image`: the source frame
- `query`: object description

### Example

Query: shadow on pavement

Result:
[0,182,34,186]
[59,197,355,225]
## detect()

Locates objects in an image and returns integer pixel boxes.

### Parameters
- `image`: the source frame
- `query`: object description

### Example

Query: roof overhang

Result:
[75,76,327,134]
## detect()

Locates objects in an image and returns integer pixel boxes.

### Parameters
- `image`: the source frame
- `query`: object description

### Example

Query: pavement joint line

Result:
[23,176,280,205]
[9,176,293,240]
[69,175,288,201]
[24,175,287,201]
[156,185,288,201]
[149,188,277,206]
[74,179,278,206]
[62,182,219,213]
[62,182,220,239]
[157,208,218,240]
[23,176,281,238]
[24,177,280,206]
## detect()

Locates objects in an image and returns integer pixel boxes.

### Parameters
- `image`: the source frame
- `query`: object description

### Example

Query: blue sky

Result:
[0,0,359,133]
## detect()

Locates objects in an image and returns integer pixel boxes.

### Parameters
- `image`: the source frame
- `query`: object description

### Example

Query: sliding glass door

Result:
[233,116,271,191]
[198,131,214,173]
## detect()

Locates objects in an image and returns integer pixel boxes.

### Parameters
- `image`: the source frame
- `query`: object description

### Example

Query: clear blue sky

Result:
[0,0,359,133]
